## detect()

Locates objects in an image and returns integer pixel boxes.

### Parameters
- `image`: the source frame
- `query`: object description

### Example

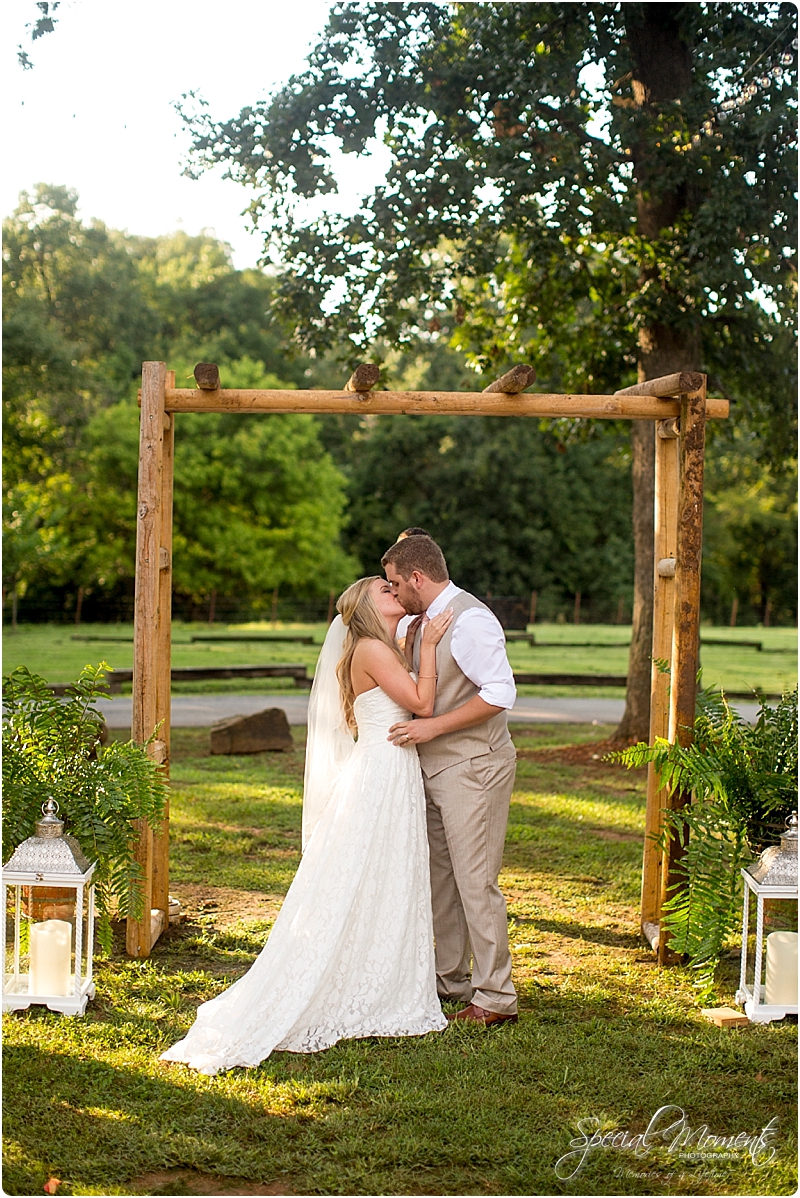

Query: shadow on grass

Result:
[2,1037,329,1196]
[4,977,797,1196]
[515,915,640,950]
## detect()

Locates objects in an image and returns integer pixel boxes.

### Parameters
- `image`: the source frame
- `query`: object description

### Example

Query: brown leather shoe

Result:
[446,1003,518,1027]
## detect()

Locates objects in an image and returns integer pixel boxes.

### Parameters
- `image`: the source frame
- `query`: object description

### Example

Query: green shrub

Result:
[615,687,798,997]
[2,663,166,951]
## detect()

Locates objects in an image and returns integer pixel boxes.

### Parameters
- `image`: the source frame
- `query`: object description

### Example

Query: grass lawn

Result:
[3,622,797,699]
[3,725,796,1196]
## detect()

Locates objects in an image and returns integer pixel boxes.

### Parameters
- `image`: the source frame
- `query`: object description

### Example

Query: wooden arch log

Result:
[194,363,220,391]
[344,363,381,393]
[614,372,705,398]
[128,360,166,959]
[160,387,729,420]
[482,364,537,394]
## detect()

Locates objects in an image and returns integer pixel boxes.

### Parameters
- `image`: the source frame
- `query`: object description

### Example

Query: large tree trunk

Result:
[615,5,700,744]
[615,420,655,742]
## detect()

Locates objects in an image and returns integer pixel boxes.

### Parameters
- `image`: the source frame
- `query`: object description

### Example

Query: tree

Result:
[182,1,797,737]
[3,189,355,620]
[3,187,158,619]
[77,358,357,615]
[702,431,797,627]
[328,411,634,617]
[131,230,312,386]
[10,359,357,621]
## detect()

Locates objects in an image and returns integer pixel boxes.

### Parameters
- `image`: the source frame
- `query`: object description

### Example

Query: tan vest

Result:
[412,589,512,778]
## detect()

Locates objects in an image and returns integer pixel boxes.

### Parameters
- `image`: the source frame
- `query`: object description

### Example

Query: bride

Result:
[160,576,453,1075]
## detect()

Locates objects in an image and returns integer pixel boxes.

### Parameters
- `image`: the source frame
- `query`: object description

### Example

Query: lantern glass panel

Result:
[741,893,798,1003]
[763,898,798,935]
[7,882,84,997]
[79,890,92,984]
[5,885,25,996]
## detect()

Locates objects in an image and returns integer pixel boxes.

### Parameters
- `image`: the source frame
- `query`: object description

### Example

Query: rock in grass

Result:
[210,708,292,754]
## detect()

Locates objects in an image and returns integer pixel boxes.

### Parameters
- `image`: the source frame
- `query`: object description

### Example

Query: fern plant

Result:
[615,687,798,998]
[2,663,167,952]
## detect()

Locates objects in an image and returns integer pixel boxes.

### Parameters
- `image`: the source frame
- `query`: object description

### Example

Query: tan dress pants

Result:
[423,742,517,1014]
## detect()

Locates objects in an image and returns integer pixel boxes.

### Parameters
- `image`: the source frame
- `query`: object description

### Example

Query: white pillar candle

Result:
[29,919,72,996]
[765,931,798,1006]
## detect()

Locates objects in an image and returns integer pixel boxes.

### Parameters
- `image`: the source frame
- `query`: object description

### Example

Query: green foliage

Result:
[74,358,357,606]
[175,1,797,634]
[2,188,355,616]
[2,664,167,951]
[661,799,750,996]
[8,2,800,631]
[703,428,798,625]
[615,688,798,995]
[184,3,796,458]
[322,410,634,607]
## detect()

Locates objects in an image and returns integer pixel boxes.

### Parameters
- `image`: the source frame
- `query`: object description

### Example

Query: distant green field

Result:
[3,620,796,697]
[509,623,797,697]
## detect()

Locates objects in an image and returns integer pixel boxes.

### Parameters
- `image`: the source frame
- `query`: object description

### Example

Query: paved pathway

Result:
[96,693,761,730]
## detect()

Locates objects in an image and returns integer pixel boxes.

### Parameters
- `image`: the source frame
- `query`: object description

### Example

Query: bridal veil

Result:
[302,614,354,848]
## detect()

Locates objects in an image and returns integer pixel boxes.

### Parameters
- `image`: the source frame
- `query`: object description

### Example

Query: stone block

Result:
[210,707,293,755]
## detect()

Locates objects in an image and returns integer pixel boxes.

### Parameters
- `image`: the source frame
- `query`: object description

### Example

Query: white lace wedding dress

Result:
[161,686,446,1075]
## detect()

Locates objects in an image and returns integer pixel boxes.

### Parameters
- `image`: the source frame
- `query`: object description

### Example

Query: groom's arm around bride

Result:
[382,536,518,1024]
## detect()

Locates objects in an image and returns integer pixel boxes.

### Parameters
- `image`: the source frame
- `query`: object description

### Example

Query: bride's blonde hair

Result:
[336,576,411,731]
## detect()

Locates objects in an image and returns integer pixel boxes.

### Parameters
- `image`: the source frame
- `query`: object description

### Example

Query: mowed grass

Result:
[3,725,796,1197]
[1,623,328,687]
[3,621,797,697]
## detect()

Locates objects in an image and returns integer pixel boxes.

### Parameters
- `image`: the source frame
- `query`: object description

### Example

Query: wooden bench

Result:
[513,672,628,687]
[47,669,783,701]
[528,641,630,649]
[701,638,766,651]
[512,673,781,699]
[189,634,315,645]
[48,664,311,694]
[72,633,316,645]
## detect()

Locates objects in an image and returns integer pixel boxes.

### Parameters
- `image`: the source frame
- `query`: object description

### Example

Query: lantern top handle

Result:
[36,798,64,839]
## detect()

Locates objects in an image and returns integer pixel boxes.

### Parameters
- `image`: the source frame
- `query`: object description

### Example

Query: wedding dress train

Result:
[161,687,446,1075]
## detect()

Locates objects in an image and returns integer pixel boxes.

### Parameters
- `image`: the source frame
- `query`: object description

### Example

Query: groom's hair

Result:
[381,535,449,582]
[396,526,431,541]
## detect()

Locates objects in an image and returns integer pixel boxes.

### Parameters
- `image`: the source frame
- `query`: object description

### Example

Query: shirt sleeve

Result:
[449,608,517,710]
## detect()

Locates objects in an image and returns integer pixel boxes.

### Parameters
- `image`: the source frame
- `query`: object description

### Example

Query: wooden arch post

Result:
[127,363,174,957]
[615,374,708,963]
[128,364,720,957]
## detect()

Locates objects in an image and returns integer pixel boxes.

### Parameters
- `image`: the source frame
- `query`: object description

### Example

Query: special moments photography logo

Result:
[554,1105,781,1180]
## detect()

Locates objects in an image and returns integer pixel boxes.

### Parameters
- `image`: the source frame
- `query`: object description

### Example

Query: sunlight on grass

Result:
[3,725,796,1197]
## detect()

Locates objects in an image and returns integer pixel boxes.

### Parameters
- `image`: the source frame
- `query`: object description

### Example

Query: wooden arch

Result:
[130,362,728,964]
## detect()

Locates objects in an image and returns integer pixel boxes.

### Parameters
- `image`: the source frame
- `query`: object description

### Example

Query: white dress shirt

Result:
[418,582,516,710]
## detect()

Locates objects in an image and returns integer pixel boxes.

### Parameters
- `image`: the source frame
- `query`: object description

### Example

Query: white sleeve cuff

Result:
[477,680,517,710]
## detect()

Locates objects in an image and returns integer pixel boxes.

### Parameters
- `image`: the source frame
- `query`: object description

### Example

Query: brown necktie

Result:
[404,615,424,668]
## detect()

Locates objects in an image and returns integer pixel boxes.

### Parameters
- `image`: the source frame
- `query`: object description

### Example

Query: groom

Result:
[382,536,518,1026]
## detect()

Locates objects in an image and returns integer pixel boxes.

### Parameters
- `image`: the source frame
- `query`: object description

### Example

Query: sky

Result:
[3,0,389,268]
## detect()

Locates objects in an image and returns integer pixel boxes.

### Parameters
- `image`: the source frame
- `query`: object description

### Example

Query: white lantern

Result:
[736,812,798,1024]
[3,799,97,1017]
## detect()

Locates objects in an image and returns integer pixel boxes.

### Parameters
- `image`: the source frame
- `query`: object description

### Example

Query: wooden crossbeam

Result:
[155,388,729,420]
